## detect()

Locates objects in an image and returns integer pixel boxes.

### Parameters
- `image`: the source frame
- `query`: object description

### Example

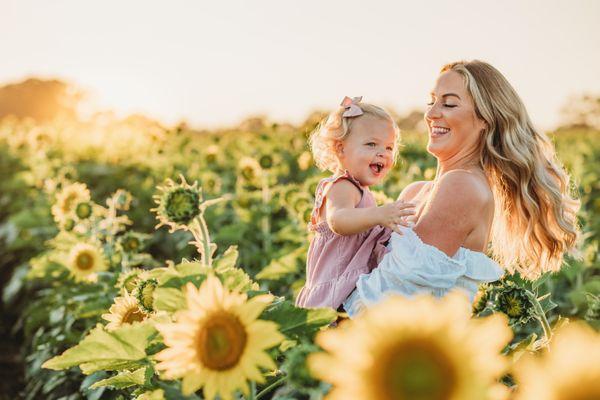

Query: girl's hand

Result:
[376,200,416,234]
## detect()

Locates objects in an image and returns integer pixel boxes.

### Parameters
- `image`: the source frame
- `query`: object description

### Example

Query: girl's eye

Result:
[386,147,393,151]
[444,104,457,108]
[366,143,376,147]
[426,102,434,106]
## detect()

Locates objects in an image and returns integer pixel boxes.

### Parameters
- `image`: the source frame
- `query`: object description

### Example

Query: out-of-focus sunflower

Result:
[154,275,284,399]
[309,291,512,400]
[102,291,148,331]
[297,151,313,171]
[152,175,203,232]
[237,157,262,183]
[67,242,108,282]
[51,182,91,226]
[514,322,600,400]
[135,277,158,313]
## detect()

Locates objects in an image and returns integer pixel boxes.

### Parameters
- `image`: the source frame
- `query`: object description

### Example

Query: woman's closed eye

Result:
[427,102,457,108]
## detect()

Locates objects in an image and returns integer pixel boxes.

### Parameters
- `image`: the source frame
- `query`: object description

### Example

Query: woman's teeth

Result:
[431,127,450,136]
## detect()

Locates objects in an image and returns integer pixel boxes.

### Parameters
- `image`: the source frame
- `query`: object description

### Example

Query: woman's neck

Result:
[436,153,482,176]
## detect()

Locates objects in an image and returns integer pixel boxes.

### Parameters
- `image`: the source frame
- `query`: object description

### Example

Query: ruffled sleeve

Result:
[343,227,504,318]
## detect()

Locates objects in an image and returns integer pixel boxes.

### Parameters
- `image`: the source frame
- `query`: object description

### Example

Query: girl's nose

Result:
[425,103,441,121]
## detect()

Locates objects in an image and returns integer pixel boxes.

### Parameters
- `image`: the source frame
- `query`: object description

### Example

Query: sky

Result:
[1,0,599,129]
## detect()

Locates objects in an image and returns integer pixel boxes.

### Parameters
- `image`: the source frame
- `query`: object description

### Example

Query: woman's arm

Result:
[413,171,491,256]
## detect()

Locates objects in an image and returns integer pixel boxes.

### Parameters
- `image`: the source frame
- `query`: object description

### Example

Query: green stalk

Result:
[191,216,213,268]
[261,172,272,256]
[528,290,553,344]
[255,376,287,400]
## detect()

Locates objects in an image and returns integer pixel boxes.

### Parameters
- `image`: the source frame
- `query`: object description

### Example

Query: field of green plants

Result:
[0,114,598,399]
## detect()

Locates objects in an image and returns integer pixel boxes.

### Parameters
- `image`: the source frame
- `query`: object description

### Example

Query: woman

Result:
[343,60,580,317]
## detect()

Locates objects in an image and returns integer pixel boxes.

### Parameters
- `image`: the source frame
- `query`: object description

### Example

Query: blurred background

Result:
[0,1,598,398]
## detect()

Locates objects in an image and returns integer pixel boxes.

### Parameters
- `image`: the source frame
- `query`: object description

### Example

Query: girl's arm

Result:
[326,180,414,235]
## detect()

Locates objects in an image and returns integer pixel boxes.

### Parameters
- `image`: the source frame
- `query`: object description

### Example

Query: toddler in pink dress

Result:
[295,97,415,310]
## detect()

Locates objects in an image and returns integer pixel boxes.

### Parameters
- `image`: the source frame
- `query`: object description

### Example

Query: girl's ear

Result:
[334,139,344,156]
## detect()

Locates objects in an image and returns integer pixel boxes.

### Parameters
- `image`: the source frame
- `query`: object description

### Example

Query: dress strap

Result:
[309,170,364,229]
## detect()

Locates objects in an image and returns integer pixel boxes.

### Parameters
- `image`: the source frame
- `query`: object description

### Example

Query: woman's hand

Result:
[375,200,416,234]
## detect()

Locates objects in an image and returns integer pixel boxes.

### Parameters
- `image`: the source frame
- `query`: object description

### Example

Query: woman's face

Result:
[424,70,487,162]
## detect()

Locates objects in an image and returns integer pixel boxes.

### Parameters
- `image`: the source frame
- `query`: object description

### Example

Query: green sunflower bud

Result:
[112,189,133,211]
[62,218,75,231]
[585,293,600,322]
[152,175,203,232]
[493,281,536,325]
[75,201,92,219]
[135,278,158,313]
[258,154,274,169]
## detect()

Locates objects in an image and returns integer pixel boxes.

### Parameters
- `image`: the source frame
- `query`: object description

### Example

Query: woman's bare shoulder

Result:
[397,180,432,202]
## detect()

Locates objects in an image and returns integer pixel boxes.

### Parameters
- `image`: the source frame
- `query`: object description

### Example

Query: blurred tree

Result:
[397,109,426,131]
[560,94,600,130]
[0,78,82,122]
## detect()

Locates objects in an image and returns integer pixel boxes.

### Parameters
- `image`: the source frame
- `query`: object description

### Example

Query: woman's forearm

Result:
[327,207,380,236]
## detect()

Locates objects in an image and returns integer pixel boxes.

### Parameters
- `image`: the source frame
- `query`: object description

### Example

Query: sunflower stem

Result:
[529,290,553,344]
[248,381,256,400]
[191,216,213,268]
[255,376,286,400]
[261,172,272,257]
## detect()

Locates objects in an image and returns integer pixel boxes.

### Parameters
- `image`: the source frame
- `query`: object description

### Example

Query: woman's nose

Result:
[425,104,441,120]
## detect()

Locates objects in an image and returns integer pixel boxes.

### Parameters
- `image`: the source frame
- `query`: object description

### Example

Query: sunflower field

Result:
[0,114,599,400]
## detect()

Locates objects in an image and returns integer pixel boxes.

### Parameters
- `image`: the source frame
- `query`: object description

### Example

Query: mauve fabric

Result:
[295,171,391,309]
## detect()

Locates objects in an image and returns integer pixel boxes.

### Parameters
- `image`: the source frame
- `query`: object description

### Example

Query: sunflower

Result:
[67,242,108,282]
[237,157,262,183]
[309,291,512,400]
[152,175,203,232]
[514,322,600,400]
[154,275,284,399]
[51,182,91,225]
[135,277,158,313]
[101,292,148,331]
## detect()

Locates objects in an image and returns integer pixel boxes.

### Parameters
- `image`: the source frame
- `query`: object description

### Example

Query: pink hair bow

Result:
[341,96,363,117]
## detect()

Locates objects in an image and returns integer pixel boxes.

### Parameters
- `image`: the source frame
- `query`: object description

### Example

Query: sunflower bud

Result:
[135,278,158,313]
[493,281,536,325]
[75,201,92,219]
[258,154,274,170]
[152,175,203,232]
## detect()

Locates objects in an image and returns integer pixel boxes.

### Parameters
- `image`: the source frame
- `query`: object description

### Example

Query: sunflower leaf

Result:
[153,287,186,312]
[213,245,239,271]
[89,367,147,389]
[261,300,337,340]
[42,322,156,374]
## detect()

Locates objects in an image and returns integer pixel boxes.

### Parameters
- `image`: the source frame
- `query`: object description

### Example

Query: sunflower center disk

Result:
[378,340,457,400]
[76,252,94,270]
[198,312,248,371]
[122,307,146,324]
[165,189,200,223]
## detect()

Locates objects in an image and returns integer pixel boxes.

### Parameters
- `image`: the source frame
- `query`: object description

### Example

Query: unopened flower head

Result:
[152,175,203,232]
[134,277,158,313]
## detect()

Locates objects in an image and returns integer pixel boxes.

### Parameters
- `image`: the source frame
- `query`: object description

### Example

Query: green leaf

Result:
[213,245,239,271]
[256,248,303,281]
[42,322,156,374]
[90,367,147,389]
[261,300,337,340]
[153,287,186,312]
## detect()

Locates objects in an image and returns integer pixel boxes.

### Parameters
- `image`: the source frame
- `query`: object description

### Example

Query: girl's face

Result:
[336,115,397,187]
[425,70,487,162]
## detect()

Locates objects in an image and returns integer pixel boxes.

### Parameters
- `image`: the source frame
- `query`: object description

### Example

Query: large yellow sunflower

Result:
[51,182,91,226]
[514,322,600,400]
[154,275,284,399]
[67,242,108,282]
[102,291,148,331]
[309,291,512,400]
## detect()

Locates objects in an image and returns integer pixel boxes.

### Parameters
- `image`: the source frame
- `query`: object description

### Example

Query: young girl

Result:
[295,96,415,310]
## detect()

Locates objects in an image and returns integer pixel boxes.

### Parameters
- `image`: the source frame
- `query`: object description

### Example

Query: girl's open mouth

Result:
[370,162,384,174]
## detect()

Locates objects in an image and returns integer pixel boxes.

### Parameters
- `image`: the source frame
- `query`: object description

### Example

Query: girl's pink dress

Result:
[295,170,392,309]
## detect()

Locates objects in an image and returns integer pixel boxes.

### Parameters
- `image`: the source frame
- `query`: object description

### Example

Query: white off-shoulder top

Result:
[343,226,505,318]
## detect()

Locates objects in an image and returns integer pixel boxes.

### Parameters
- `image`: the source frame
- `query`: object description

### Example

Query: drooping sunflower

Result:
[67,242,108,282]
[51,182,91,226]
[514,322,600,400]
[152,175,203,232]
[154,275,284,399]
[102,291,148,331]
[309,291,512,400]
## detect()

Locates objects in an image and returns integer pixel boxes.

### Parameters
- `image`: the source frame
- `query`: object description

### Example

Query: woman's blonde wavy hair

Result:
[308,101,400,173]
[441,60,580,279]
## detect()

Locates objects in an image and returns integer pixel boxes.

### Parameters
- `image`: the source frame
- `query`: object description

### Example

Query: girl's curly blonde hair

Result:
[308,101,400,173]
